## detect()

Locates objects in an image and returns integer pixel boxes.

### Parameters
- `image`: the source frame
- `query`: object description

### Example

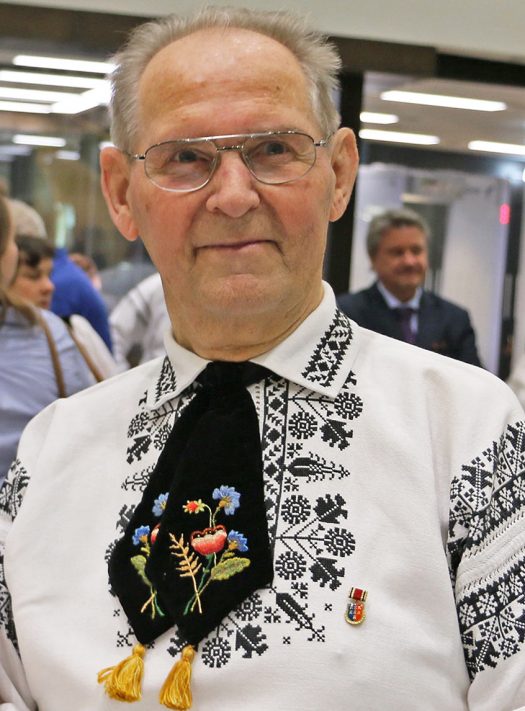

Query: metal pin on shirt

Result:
[344,587,368,625]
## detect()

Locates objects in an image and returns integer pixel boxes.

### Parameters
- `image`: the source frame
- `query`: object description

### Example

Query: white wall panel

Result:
[2,0,525,65]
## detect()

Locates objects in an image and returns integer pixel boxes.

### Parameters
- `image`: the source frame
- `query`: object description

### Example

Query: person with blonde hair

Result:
[0,196,94,483]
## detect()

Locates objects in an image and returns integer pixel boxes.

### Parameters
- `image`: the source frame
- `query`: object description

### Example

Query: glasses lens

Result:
[144,140,216,191]
[243,133,316,184]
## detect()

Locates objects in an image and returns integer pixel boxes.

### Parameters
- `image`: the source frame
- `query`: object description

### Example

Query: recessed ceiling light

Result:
[51,84,111,114]
[0,101,50,114]
[360,111,399,125]
[0,69,106,89]
[359,128,440,145]
[381,90,506,112]
[13,134,66,148]
[0,145,32,156]
[468,140,525,157]
[13,55,115,74]
[0,87,76,103]
[55,150,81,161]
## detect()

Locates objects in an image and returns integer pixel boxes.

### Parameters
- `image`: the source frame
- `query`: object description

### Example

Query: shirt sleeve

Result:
[447,387,525,709]
[0,458,37,710]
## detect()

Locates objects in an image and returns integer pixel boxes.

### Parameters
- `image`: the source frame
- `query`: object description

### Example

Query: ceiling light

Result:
[360,111,399,124]
[0,87,76,103]
[0,69,106,89]
[0,101,50,114]
[55,150,81,161]
[381,90,506,112]
[13,134,66,148]
[51,84,111,114]
[468,140,525,157]
[13,55,115,74]
[359,128,440,145]
[0,145,32,156]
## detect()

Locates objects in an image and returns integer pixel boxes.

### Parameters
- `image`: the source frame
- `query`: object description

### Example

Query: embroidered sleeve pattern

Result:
[447,420,525,680]
[0,458,30,651]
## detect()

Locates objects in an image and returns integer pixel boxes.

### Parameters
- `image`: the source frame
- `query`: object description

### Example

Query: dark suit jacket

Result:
[337,282,482,366]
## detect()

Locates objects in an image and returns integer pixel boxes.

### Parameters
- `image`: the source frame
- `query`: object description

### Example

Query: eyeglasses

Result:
[127,130,332,193]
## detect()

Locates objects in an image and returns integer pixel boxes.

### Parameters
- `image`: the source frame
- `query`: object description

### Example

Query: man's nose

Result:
[205,151,260,218]
[402,251,418,265]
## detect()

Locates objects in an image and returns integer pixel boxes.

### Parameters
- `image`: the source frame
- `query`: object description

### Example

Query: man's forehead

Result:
[139,26,309,106]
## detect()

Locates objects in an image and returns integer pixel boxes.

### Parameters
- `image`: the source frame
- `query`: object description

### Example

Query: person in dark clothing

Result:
[337,208,481,365]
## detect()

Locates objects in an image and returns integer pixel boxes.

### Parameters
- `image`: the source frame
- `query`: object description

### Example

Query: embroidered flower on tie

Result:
[128,494,171,619]
[183,499,205,514]
[130,524,165,619]
[152,493,169,517]
[132,525,151,546]
[212,485,241,515]
[169,485,250,615]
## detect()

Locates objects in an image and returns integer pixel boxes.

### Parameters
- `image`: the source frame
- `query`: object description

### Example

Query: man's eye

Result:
[260,140,290,156]
[172,149,200,164]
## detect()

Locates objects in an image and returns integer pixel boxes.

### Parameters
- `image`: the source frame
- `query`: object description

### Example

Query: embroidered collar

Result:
[145,282,359,410]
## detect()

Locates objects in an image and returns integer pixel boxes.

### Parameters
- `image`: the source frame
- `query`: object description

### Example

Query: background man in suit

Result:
[337,207,481,365]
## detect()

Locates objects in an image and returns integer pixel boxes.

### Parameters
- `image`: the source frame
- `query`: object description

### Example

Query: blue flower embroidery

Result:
[152,492,169,517]
[212,485,241,515]
[132,525,151,546]
[227,530,248,552]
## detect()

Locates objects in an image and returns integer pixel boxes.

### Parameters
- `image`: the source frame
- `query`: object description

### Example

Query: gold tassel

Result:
[159,644,195,710]
[97,643,146,702]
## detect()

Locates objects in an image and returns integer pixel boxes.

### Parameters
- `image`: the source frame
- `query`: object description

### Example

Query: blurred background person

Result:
[50,246,113,353]
[11,235,117,381]
[69,251,104,292]
[2,191,114,354]
[11,235,54,309]
[0,195,95,484]
[109,271,170,370]
[337,208,481,365]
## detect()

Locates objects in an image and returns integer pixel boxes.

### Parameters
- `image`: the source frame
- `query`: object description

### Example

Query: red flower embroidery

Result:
[190,525,227,555]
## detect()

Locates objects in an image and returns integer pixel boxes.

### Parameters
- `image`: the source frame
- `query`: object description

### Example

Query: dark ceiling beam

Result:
[0,4,145,55]
[437,53,525,88]
[331,36,437,76]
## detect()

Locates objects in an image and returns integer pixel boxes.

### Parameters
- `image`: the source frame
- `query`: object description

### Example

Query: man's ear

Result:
[100,147,140,241]
[329,127,359,222]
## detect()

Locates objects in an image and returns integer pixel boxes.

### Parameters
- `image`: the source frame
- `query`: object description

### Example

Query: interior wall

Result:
[2,0,525,66]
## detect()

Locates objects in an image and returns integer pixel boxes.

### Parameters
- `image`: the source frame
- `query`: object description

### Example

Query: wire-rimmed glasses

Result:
[127,130,332,193]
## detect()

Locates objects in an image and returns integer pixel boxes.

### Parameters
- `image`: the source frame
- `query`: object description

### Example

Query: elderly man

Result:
[338,208,481,365]
[0,7,523,711]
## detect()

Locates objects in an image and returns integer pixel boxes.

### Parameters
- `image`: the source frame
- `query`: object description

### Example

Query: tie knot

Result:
[197,361,270,390]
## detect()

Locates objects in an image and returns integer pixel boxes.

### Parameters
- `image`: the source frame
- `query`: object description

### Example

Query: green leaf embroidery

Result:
[210,556,251,581]
[131,554,152,588]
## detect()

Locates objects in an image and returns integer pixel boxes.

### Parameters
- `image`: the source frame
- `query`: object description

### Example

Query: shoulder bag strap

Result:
[39,313,67,398]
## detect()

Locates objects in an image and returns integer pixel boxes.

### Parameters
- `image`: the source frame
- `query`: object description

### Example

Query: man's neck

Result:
[169,291,324,362]
[377,281,421,307]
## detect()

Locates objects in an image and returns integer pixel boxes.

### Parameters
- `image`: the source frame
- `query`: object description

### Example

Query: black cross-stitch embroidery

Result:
[301,310,353,387]
[448,420,525,679]
[0,459,29,520]
[110,331,363,667]
[201,635,231,668]
[0,459,30,651]
[152,357,177,405]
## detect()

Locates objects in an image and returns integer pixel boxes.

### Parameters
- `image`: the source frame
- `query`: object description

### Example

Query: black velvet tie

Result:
[109,361,274,648]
